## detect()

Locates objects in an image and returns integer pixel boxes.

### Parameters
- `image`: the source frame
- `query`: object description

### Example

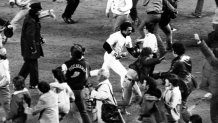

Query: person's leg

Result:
[153,23,166,57]
[210,95,218,123]
[29,59,39,87]
[70,0,80,17]
[10,8,29,32]
[73,90,92,123]
[109,59,127,88]
[130,0,139,21]
[215,0,218,6]
[194,0,204,16]
[62,0,74,18]
[159,24,172,51]
[18,58,31,80]
[113,14,129,31]
[138,13,161,39]
[0,87,10,118]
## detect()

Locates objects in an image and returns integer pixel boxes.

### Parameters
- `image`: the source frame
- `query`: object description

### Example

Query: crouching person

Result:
[89,69,125,123]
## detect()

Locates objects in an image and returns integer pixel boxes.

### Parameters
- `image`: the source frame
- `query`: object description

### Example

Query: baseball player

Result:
[91,22,136,89]
[9,0,56,32]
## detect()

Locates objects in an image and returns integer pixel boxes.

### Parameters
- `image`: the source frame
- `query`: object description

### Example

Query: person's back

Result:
[7,76,31,123]
[8,88,31,123]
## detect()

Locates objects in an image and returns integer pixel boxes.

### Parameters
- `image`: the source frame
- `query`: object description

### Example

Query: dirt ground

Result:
[0,0,217,122]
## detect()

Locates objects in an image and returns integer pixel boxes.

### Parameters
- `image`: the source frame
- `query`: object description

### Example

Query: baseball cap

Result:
[30,2,42,11]
[0,47,7,56]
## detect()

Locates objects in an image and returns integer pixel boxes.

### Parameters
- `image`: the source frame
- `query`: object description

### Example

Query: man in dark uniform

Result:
[61,44,92,123]
[62,0,79,24]
[18,2,44,89]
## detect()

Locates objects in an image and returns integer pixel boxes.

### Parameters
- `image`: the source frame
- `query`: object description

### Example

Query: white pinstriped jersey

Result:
[106,31,132,55]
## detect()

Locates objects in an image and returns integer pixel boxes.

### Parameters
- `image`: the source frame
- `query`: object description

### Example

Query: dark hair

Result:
[144,77,161,98]
[70,44,83,59]
[166,74,179,87]
[52,67,65,83]
[145,23,155,33]
[140,47,153,57]
[13,76,25,90]
[120,21,133,31]
[38,81,50,93]
[172,42,185,55]
[190,114,202,123]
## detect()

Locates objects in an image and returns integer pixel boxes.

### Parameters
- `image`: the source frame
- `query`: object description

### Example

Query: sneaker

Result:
[191,12,202,18]
[29,86,37,89]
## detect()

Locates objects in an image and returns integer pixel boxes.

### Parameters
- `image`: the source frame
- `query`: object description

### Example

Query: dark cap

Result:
[30,2,42,11]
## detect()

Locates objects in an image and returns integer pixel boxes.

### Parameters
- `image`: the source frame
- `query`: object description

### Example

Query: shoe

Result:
[191,12,202,18]
[62,15,77,24]
[29,86,37,89]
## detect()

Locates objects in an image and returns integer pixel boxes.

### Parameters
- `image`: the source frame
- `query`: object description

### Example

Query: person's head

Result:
[120,22,133,36]
[38,81,50,93]
[97,69,110,82]
[164,74,179,88]
[144,23,155,34]
[140,47,153,58]
[29,2,42,22]
[142,77,157,91]
[13,76,25,91]
[172,42,185,57]
[0,47,7,60]
[52,66,65,83]
[70,44,84,60]
[189,114,202,123]
[143,77,161,98]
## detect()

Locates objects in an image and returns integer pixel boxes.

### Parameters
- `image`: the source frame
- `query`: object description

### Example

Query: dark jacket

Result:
[7,88,31,123]
[129,56,162,83]
[21,14,44,59]
[65,58,91,90]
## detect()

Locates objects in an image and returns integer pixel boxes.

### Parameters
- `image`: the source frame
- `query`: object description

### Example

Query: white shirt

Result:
[0,59,10,87]
[50,82,75,114]
[162,86,181,109]
[137,33,158,53]
[90,79,116,123]
[106,31,132,55]
[106,0,132,15]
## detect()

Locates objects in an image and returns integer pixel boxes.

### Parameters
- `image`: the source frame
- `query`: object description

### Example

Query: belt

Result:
[147,11,161,14]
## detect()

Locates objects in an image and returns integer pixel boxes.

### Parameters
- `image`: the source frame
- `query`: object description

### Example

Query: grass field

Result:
[0,0,217,122]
